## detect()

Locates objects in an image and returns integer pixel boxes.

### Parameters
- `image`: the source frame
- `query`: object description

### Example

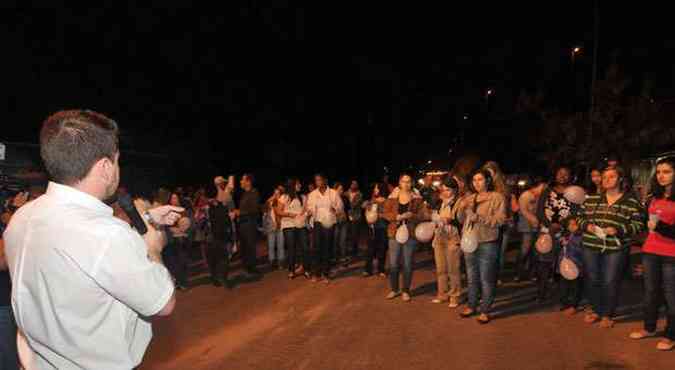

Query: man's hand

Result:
[147,205,184,226]
[143,226,167,262]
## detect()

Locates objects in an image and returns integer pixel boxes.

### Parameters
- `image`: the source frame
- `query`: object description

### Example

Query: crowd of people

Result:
[1,111,674,370]
[75,155,673,351]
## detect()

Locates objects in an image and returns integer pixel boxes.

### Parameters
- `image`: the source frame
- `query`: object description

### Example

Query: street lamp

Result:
[571,47,581,64]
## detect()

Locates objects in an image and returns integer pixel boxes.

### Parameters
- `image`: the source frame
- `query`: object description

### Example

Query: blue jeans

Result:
[465,242,499,313]
[642,253,675,340]
[334,222,349,260]
[267,230,285,263]
[582,248,626,318]
[388,238,417,293]
[0,306,19,370]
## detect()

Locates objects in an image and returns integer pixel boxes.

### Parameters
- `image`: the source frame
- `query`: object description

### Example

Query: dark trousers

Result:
[164,237,189,286]
[582,248,626,318]
[349,220,361,257]
[0,306,19,370]
[207,239,231,282]
[560,277,584,308]
[536,260,554,300]
[365,226,387,274]
[284,227,309,273]
[642,253,675,340]
[313,223,335,277]
[239,221,259,273]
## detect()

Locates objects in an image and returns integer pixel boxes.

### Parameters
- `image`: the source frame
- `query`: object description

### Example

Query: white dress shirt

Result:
[4,182,174,370]
[306,188,343,228]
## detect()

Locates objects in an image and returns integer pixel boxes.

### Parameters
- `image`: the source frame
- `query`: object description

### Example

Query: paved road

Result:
[140,247,672,370]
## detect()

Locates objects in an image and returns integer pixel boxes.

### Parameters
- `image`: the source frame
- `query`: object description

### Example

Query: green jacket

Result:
[577,193,646,252]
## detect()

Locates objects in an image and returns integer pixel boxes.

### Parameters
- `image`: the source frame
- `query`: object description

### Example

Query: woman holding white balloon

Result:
[381,174,431,302]
[457,169,506,324]
[361,182,389,277]
[535,165,578,303]
[430,177,466,308]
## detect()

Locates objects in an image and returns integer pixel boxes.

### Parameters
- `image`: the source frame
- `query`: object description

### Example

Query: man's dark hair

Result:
[242,173,255,185]
[40,110,119,185]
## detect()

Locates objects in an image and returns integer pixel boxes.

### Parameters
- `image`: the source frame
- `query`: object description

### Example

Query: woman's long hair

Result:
[650,157,675,201]
[481,161,507,195]
[286,178,302,205]
[369,182,389,200]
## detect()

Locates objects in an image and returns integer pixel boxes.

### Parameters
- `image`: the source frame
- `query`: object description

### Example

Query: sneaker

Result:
[629,330,657,340]
[401,292,411,302]
[386,291,401,300]
[477,313,490,324]
[448,298,460,309]
[657,339,675,351]
[378,273,387,278]
[584,312,600,324]
[599,317,615,328]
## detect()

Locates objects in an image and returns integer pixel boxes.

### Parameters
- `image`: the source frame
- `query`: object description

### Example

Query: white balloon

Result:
[414,222,435,243]
[395,224,410,244]
[460,222,479,253]
[535,233,553,254]
[563,185,587,205]
[560,257,580,280]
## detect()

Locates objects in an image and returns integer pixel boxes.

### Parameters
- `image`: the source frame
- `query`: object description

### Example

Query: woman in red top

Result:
[630,157,675,351]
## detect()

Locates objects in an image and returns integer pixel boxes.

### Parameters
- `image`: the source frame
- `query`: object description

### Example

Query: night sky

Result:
[2,2,674,193]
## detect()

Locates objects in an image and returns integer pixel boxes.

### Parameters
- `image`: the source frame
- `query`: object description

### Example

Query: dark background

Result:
[1,1,673,196]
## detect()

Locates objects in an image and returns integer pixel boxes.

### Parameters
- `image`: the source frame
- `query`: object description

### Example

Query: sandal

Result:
[629,330,657,340]
[584,312,600,324]
[657,339,675,351]
[477,313,490,324]
[460,307,475,318]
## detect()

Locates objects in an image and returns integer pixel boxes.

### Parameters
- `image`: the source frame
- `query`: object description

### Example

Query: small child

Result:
[559,217,584,315]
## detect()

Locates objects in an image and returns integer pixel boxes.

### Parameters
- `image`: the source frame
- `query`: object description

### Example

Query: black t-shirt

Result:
[0,270,10,307]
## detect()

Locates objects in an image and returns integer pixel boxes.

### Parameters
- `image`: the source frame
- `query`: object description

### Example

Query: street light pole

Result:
[590,0,600,115]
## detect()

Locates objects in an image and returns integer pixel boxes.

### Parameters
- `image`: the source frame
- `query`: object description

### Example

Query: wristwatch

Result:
[142,211,160,229]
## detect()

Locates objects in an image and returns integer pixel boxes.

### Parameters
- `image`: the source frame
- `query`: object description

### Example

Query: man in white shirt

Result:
[306,174,343,282]
[4,110,182,370]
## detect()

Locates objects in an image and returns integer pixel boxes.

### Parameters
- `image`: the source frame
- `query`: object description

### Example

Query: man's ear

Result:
[96,157,114,183]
